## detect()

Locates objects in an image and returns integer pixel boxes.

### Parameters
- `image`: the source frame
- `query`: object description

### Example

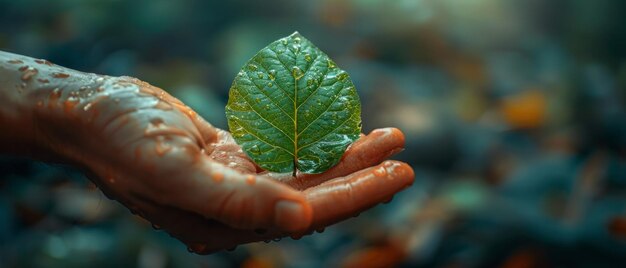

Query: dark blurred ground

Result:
[1,0,626,267]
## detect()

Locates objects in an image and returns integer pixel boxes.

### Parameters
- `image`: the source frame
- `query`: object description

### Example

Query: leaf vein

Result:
[234,80,295,144]
[254,57,295,103]
[298,111,356,152]
[242,70,294,121]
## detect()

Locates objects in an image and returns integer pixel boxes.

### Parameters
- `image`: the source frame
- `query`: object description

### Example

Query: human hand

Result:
[0,51,414,254]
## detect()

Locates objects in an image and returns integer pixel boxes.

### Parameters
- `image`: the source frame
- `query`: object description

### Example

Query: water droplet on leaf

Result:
[292,66,303,80]
[268,69,276,80]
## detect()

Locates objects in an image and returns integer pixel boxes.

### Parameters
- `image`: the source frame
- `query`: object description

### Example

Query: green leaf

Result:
[225,32,362,174]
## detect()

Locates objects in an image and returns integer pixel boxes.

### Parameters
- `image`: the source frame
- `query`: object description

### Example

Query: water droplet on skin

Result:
[248,64,258,71]
[227,162,237,168]
[268,69,276,80]
[292,66,303,80]
[83,103,93,111]
[48,88,62,108]
[21,67,38,81]
[213,172,224,182]
[373,167,387,177]
[191,243,207,253]
[246,175,256,185]
[95,77,105,83]
[295,235,310,241]
[304,54,312,62]
[257,72,264,79]
[34,59,53,66]
[63,98,79,114]
[150,118,164,126]
[52,72,70,78]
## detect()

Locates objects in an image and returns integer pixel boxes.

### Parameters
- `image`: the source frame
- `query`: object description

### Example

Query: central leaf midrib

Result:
[292,44,326,169]
[293,50,299,169]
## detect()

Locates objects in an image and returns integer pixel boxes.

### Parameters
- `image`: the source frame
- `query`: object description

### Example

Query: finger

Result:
[131,192,283,254]
[156,155,313,233]
[279,128,406,190]
[304,160,414,229]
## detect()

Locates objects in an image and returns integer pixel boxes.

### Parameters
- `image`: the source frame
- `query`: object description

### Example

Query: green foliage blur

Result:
[1,0,626,267]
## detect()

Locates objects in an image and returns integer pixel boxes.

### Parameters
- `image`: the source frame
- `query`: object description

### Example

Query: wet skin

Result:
[0,51,414,253]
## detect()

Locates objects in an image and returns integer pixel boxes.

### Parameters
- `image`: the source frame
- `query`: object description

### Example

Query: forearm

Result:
[0,50,200,167]
[0,51,108,163]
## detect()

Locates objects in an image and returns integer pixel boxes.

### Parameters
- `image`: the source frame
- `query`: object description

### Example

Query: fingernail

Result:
[274,200,309,232]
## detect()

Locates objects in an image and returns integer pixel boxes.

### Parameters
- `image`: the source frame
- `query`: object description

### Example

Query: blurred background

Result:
[1,0,626,267]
